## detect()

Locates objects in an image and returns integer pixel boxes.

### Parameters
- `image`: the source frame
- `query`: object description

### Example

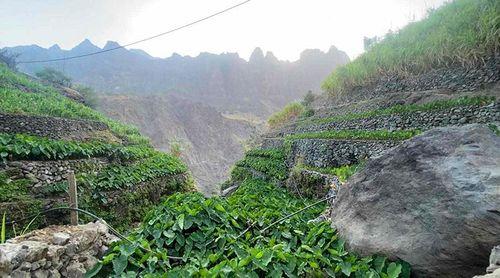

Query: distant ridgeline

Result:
[0,63,194,235]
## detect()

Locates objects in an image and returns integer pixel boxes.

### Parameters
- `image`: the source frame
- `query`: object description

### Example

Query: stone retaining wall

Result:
[334,55,499,103]
[0,113,109,141]
[289,139,399,168]
[0,222,117,278]
[267,102,499,137]
[294,103,500,134]
[2,158,109,190]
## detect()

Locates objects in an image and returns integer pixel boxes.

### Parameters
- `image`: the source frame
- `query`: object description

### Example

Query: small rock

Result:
[52,233,70,246]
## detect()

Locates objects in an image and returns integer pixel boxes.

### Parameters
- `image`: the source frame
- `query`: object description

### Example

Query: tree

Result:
[301,90,315,107]
[0,50,19,70]
[35,67,72,87]
[73,84,98,108]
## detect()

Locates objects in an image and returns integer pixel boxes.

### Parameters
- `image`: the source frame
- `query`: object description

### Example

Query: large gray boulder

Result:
[330,124,500,277]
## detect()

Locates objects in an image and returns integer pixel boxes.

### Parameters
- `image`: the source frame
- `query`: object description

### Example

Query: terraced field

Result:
[0,63,194,235]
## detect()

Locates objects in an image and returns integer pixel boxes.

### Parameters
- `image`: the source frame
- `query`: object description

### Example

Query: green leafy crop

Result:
[79,153,188,192]
[234,149,288,181]
[0,133,157,162]
[92,178,409,277]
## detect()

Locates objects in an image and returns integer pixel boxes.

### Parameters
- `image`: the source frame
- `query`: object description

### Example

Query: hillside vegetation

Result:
[0,63,194,234]
[322,0,499,94]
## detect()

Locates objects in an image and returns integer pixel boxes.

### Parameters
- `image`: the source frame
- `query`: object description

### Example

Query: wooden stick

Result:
[67,172,78,225]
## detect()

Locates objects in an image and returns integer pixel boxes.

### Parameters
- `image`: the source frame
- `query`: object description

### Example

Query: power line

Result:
[17,0,252,64]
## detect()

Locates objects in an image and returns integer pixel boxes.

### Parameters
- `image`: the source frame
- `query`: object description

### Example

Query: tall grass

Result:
[268,102,305,128]
[322,0,499,95]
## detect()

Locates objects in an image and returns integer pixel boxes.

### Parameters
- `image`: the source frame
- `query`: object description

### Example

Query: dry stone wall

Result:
[334,55,499,103]
[0,222,117,278]
[0,113,109,141]
[1,158,109,190]
[289,139,399,168]
[267,102,499,137]
[296,103,499,133]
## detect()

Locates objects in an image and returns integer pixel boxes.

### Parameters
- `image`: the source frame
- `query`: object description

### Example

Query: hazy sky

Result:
[0,0,448,61]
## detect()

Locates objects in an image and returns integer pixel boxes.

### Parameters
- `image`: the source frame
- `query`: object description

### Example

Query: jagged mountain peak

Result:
[103,40,121,50]
[71,39,100,53]
[249,47,265,63]
[48,44,61,51]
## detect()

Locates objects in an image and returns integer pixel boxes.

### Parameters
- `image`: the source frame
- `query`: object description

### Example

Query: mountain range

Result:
[6,40,350,116]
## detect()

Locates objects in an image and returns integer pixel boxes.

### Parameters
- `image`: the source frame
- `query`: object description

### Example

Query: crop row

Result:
[79,153,188,192]
[235,155,288,181]
[0,132,157,162]
[244,148,286,160]
[91,178,408,277]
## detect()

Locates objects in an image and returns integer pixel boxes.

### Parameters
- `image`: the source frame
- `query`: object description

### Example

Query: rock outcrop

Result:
[473,246,500,278]
[330,124,500,277]
[0,222,117,278]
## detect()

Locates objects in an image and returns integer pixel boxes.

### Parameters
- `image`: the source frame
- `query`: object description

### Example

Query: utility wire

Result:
[17,0,252,64]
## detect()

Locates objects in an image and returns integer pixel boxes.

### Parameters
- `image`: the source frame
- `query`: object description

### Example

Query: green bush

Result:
[323,0,500,94]
[268,102,305,129]
[301,164,362,182]
[35,67,72,87]
[93,179,409,277]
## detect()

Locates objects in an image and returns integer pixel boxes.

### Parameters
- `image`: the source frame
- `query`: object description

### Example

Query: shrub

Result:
[268,102,305,129]
[35,67,72,87]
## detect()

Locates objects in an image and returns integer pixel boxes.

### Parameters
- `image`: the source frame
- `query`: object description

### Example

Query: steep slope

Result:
[97,94,256,195]
[0,63,194,236]
[7,43,349,117]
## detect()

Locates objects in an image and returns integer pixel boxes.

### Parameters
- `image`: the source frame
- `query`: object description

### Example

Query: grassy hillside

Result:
[0,63,194,234]
[323,0,499,94]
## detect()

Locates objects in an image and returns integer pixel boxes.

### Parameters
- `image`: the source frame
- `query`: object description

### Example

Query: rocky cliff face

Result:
[97,94,256,195]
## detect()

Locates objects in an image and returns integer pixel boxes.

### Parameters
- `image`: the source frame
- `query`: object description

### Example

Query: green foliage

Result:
[287,129,421,141]
[301,90,315,107]
[488,124,500,136]
[244,148,286,160]
[322,0,500,94]
[0,64,148,144]
[268,102,305,129]
[35,67,72,87]
[300,96,496,126]
[94,179,409,277]
[79,153,188,192]
[73,84,98,108]
[234,149,288,181]
[169,141,184,158]
[301,164,362,183]
[0,133,118,161]
[0,133,158,162]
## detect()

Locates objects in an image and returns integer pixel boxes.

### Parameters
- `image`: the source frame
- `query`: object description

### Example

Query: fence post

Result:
[68,172,78,225]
